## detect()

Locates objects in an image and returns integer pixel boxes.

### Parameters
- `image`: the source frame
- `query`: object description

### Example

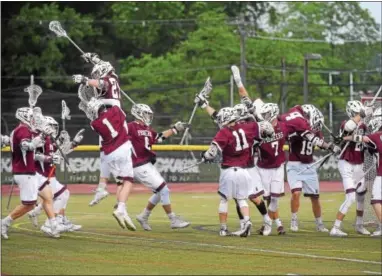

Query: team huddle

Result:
[1,52,381,239]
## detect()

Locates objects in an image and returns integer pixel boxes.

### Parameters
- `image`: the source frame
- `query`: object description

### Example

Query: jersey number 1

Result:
[102,118,118,138]
[233,129,249,151]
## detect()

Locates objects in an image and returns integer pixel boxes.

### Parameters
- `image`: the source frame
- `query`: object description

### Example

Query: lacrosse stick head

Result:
[30,107,46,132]
[78,84,97,103]
[199,77,212,98]
[58,130,73,155]
[61,100,71,120]
[78,100,93,121]
[49,21,67,37]
[24,84,42,107]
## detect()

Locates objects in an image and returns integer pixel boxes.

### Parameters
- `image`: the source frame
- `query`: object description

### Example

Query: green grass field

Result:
[2,192,381,275]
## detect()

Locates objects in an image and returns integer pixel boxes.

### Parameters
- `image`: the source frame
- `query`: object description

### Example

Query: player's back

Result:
[339,120,366,164]
[10,124,35,174]
[367,131,382,176]
[99,73,121,107]
[257,121,288,168]
[91,106,129,154]
[213,122,260,168]
[127,121,157,167]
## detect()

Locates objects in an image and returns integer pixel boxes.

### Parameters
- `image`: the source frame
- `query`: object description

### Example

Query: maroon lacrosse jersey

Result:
[10,124,36,174]
[91,106,129,155]
[35,136,56,178]
[367,131,382,176]
[256,121,288,169]
[280,106,317,164]
[127,121,158,167]
[99,73,121,107]
[213,122,261,168]
[339,121,366,164]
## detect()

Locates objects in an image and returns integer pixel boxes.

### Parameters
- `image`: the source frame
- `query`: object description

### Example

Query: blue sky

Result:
[360,1,381,24]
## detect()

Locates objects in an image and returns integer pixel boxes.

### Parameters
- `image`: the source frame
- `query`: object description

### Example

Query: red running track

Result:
[1,182,343,195]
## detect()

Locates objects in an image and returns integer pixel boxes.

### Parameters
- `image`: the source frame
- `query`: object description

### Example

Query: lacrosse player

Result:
[194,97,272,236]
[27,116,83,232]
[201,107,274,237]
[73,53,121,206]
[341,107,382,237]
[1,108,61,239]
[230,65,339,233]
[330,100,371,237]
[80,97,136,231]
[127,104,190,230]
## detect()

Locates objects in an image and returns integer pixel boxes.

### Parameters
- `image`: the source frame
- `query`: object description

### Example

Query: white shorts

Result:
[338,160,366,194]
[35,173,48,191]
[250,166,284,198]
[13,174,38,205]
[287,161,320,197]
[219,167,253,200]
[49,177,68,200]
[100,151,111,179]
[247,167,266,199]
[371,176,382,204]
[53,189,70,212]
[133,163,165,192]
[104,141,134,182]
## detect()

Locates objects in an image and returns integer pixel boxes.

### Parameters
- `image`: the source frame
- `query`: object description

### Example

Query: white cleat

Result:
[89,189,109,206]
[316,224,329,233]
[170,216,190,229]
[113,210,136,231]
[290,219,299,232]
[62,217,82,232]
[1,221,9,240]
[355,225,371,235]
[136,214,152,231]
[41,225,60,238]
[239,220,252,237]
[219,228,230,237]
[27,212,39,227]
[330,227,348,237]
[262,220,272,236]
[371,230,382,237]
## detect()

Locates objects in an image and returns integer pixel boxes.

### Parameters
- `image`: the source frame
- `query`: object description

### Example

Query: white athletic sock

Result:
[56,215,64,224]
[167,212,176,220]
[142,208,151,218]
[275,219,282,227]
[291,213,298,220]
[243,215,250,221]
[117,202,126,214]
[221,223,227,230]
[356,216,364,225]
[98,182,107,190]
[263,214,271,222]
[49,218,58,230]
[315,217,323,225]
[3,216,13,226]
[334,219,342,228]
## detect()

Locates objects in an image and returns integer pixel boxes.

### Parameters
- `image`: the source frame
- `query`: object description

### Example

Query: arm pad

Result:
[156,133,166,144]
[302,132,324,147]
[204,143,220,160]
[20,140,35,151]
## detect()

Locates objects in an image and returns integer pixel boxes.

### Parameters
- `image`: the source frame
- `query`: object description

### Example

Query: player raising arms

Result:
[201,107,274,237]
[1,108,60,239]
[27,116,83,232]
[128,104,190,230]
[330,101,370,237]
[73,53,121,206]
[80,97,136,231]
[341,107,382,237]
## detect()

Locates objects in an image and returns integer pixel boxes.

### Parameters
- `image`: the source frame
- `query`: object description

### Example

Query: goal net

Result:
[360,96,382,227]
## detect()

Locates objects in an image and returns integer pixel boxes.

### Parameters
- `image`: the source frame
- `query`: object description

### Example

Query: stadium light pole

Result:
[303,53,322,104]
[328,71,340,135]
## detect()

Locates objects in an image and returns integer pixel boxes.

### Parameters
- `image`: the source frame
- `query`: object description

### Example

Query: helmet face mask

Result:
[233,104,249,121]
[131,104,154,126]
[310,109,324,131]
[15,107,33,127]
[44,116,59,138]
[259,103,279,123]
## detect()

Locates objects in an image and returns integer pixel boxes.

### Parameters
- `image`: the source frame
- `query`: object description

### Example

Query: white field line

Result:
[73,229,382,265]
[363,271,382,275]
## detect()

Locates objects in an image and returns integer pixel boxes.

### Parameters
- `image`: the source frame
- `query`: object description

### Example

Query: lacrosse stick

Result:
[24,84,42,108]
[297,152,333,175]
[61,100,71,130]
[369,85,382,107]
[6,179,15,210]
[180,77,212,145]
[49,21,136,105]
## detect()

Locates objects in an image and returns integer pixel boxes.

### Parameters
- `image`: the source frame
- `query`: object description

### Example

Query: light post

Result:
[303,53,322,104]
[328,71,340,135]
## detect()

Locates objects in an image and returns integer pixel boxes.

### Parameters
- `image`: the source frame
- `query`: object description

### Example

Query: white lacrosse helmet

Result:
[258,120,275,139]
[86,98,105,120]
[15,107,33,127]
[301,104,317,119]
[45,116,59,138]
[91,61,115,79]
[309,108,325,131]
[259,103,279,122]
[233,104,248,120]
[216,107,238,127]
[346,100,365,118]
[368,107,382,133]
[131,104,154,126]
